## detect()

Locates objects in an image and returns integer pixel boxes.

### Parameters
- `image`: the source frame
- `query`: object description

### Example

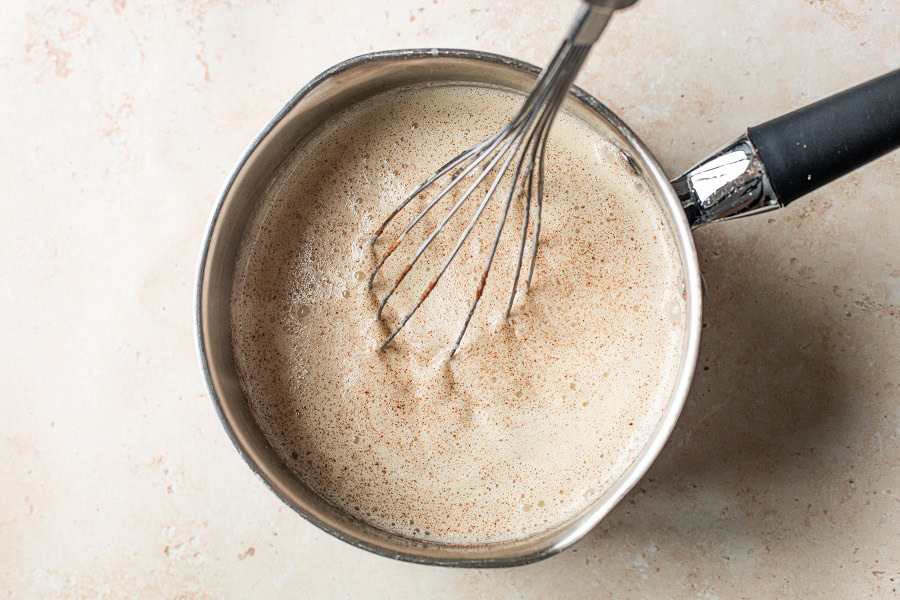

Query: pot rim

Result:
[195,48,702,568]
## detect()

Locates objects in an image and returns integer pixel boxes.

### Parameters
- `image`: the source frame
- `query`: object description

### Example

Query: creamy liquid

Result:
[231,84,686,545]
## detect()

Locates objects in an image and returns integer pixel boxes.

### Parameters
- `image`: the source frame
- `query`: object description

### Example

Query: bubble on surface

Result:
[667,300,683,323]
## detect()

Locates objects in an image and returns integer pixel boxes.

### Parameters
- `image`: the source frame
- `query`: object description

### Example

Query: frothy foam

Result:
[230,84,686,544]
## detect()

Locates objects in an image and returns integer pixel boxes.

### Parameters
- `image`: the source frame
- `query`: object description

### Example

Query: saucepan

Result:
[195,49,899,567]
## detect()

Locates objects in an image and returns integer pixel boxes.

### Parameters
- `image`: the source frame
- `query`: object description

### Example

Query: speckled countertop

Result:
[1,0,898,597]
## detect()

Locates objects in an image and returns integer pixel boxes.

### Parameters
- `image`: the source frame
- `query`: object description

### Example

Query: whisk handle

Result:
[571,0,637,45]
[585,0,639,8]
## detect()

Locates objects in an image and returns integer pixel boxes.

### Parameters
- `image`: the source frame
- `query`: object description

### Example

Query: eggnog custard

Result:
[231,84,686,544]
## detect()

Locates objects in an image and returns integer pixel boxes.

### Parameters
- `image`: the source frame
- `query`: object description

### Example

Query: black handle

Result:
[747,68,900,205]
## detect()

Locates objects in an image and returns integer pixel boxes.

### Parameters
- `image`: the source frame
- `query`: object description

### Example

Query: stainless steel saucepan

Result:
[195,50,899,567]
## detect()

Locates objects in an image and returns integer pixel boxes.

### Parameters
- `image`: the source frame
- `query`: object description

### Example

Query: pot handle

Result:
[673,68,900,227]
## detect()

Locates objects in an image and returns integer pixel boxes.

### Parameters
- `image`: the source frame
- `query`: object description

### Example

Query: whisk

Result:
[368,0,638,358]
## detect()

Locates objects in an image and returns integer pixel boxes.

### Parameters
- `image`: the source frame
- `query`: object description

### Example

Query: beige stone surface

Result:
[1,0,898,597]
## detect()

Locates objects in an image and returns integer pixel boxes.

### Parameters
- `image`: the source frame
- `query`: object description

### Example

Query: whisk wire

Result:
[378,119,534,350]
[374,124,529,324]
[367,135,496,291]
[452,44,591,356]
[507,44,589,316]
